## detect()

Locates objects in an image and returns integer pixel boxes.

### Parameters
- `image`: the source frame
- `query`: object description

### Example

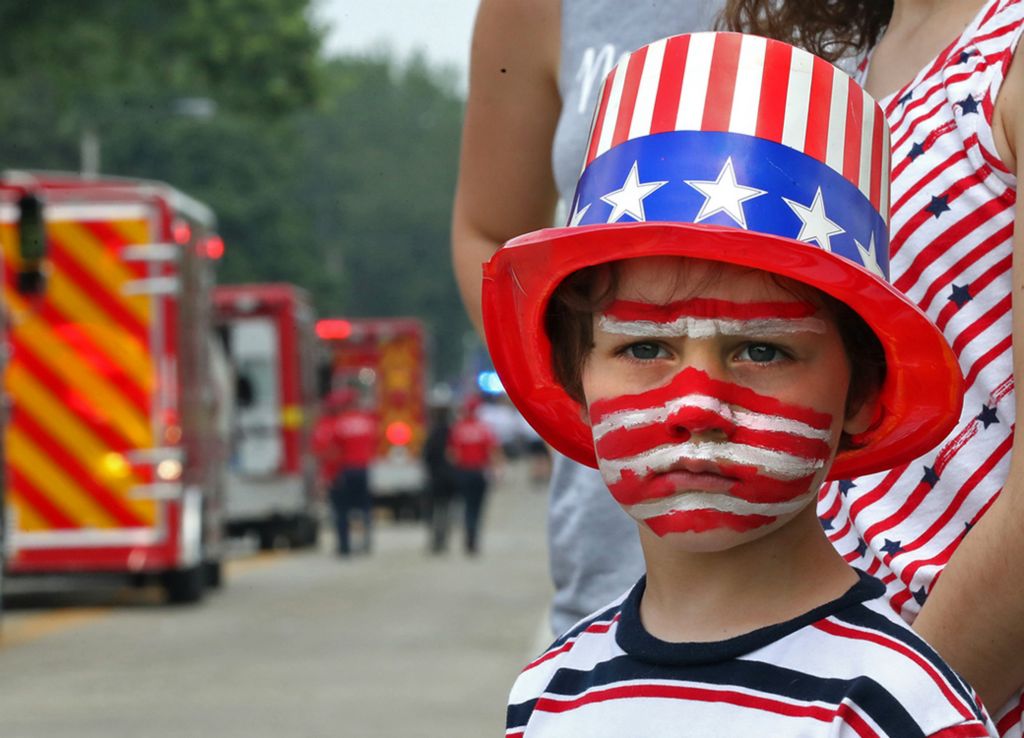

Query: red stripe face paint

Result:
[589,367,835,535]
[599,298,827,341]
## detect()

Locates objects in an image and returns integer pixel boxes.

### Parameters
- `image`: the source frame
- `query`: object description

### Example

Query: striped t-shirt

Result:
[507,572,994,737]
[817,1,1023,733]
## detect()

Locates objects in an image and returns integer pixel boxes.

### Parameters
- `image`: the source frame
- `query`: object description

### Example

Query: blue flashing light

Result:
[476,371,505,395]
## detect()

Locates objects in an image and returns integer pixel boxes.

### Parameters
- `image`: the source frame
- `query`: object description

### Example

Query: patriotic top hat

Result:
[481,32,963,480]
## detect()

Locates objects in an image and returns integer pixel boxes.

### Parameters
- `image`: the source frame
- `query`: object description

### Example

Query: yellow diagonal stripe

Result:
[7,428,123,529]
[0,221,22,270]
[6,290,152,448]
[7,497,49,532]
[45,267,153,391]
[49,220,149,325]
[7,363,156,525]
[108,217,151,245]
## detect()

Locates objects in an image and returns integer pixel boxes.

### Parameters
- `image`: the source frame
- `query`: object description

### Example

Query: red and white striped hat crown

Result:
[482,32,963,479]
[584,31,891,229]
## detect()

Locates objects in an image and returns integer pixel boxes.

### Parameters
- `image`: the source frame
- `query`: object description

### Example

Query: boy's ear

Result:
[843,388,881,436]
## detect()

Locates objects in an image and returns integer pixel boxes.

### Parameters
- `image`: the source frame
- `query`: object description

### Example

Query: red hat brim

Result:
[482,221,964,480]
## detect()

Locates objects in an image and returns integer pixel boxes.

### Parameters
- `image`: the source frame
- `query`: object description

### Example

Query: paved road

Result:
[0,463,552,738]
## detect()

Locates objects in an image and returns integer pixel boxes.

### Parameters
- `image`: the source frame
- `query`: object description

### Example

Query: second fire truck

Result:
[213,283,321,549]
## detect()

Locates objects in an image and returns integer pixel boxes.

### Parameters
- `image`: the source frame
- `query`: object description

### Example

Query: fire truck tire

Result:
[204,559,224,589]
[162,565,206,604]
[288,515,320,549]
[257,524,278,551]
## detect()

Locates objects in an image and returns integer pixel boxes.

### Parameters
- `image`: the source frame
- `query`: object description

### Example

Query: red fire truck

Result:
[316,317,428,518]
[0,171,228,603]
[213,283,320,549]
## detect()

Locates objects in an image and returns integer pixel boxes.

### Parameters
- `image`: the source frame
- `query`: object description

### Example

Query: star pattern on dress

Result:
[854,233,885,277]
[855,538,868,558]
[912,586,929,606]
[898,90,914,107]
[957,49,977,65]
[782,187,845,251]
[926,194,951,218]
[568,196,591,227]
[838,479,856,496]
[922,466,940,487]
[949,283,972,308]
[819,516,834,532]
[957,94,980,115]
[962,519,975,537]
[976,404,999,428]
[684,157,766,230]
[600,161,668,223]
[880,538,903,557]
[908,141,926,160]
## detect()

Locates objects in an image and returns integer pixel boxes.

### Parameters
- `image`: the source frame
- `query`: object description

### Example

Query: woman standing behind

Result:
[725,1,1024,731]
[452,0,723,636]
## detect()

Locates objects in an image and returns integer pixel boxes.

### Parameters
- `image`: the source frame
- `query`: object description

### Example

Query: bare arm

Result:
[912,46,1024,713]
[451,0,562,336]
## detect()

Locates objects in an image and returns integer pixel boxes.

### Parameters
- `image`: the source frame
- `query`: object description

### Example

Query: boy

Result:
[481,32,997,737]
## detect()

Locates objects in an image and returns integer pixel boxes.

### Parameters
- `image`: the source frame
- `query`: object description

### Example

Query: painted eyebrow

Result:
[598,298,826,338]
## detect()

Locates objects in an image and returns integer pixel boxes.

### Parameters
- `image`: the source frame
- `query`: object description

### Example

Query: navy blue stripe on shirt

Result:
[833,604,984,722]
[516,653,927,737]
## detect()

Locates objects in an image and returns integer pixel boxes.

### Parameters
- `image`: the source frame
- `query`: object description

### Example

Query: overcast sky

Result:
[312,0,481,87]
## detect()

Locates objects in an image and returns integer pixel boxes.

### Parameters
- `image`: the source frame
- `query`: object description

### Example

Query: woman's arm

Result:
[912,44,1024,713]
[451,0,562,336]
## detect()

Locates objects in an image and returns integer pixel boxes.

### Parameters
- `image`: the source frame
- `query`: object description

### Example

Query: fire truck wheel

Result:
[288,515,320,549]
[162,565,206,604]
[257,524,278,551]
[204,559,224,589]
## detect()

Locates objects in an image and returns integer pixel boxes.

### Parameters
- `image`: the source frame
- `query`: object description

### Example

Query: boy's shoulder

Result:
[507,573,994,737]
[757,591,991,735]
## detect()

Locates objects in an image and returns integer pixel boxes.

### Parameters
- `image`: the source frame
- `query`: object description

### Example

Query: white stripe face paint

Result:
[597,314,827,340]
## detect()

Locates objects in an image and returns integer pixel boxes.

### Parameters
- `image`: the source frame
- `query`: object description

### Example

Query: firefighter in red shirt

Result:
[318,388,379,556]
[447,394,500,555]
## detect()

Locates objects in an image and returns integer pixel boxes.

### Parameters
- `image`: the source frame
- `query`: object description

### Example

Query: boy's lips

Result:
[657,460,737,493]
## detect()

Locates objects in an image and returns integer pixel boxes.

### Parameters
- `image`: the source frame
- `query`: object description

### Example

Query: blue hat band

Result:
[570,130,890,280]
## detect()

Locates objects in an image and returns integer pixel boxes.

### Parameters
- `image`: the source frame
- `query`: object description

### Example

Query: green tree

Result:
[287,55,470,380]
[0,3,471,380]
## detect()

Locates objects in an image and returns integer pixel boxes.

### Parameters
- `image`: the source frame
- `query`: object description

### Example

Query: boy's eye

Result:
[738,343,782,363]
[625,342,668,360]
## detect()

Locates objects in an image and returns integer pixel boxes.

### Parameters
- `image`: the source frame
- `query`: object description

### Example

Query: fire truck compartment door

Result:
[230,317,283,476]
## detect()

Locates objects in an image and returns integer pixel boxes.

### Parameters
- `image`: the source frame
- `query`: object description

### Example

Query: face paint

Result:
[598,298,827,340]
[589,367,834,536]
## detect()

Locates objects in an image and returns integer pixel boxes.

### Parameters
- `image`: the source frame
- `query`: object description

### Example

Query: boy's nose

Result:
[665,398,737,440]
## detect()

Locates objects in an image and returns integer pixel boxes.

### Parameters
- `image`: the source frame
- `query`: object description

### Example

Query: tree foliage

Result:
[0,1,470,379]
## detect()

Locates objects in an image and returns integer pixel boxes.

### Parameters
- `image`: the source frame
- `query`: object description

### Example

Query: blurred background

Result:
[0,1,554,736]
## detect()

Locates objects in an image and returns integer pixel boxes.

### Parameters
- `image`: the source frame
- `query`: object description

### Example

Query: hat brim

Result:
[482,221,964,480]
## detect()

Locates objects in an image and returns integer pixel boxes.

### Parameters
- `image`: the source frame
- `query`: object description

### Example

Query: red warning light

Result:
[386,421,413,447]
[316,319,352,340]
[172,219,192,245]
[204,234,225,260]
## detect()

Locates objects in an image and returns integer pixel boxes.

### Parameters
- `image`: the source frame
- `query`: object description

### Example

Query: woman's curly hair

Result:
[718,0,893,63]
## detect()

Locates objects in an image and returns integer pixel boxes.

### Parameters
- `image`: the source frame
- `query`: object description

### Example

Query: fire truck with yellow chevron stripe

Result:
[0,171,228,604]
[316,317,429,519]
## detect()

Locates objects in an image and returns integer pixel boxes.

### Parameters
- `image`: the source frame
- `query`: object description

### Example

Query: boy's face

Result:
[581,256,873,553]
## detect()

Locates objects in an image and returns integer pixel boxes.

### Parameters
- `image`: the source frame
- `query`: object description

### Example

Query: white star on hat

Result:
[854,232,885,277]
[568,196,591,227]
[685,157,766,229]
[601,161,668,223]
[782,187,845,251]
